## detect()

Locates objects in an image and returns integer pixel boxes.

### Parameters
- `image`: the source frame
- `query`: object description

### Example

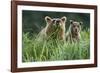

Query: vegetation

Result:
[22,29,90,62]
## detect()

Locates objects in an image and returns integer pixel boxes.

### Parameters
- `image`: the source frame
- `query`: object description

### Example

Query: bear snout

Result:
[75,28,78,32]
[56,20,61,25]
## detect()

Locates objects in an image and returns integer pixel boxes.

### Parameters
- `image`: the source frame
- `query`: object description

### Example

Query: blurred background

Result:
[22,10,90,35]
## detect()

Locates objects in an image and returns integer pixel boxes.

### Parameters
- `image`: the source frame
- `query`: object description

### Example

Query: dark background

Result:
[22,10,90,35]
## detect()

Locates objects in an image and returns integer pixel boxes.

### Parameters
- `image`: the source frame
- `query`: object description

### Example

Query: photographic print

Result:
[22,10,90,62]
[11,1,97,72]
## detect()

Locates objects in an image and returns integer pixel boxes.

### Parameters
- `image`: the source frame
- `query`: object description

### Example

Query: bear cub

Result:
[66,20,83,42]
[39,16,67,41]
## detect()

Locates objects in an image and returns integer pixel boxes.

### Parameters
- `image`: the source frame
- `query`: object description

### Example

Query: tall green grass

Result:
[22,29,90,62]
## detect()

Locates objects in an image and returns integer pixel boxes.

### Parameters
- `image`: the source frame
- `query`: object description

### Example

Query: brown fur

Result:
[39,16,67,41]
[66,20,83,42]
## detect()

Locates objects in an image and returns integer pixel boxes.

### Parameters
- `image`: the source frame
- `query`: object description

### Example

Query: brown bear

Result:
[66,20,83,42]
[38,16,67,41]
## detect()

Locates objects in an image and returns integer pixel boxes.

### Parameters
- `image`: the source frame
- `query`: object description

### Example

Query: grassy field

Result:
[22,29,90,62]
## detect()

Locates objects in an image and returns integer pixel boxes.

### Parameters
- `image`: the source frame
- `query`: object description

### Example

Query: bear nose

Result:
[75,28,78,32]
[56,20,60,24]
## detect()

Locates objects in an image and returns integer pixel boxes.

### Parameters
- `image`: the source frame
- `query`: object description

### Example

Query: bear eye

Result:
[73,25,75,27]
[52,20,55,23]
[77,25,79,28]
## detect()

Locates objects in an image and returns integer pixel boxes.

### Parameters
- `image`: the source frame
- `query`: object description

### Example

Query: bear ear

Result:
[80,21,83,25]
[45,16,52,23]
[70,20,73,24]
[61,16,67,22]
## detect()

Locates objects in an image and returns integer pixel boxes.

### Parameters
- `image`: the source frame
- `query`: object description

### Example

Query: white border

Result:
[17,5,94,68]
